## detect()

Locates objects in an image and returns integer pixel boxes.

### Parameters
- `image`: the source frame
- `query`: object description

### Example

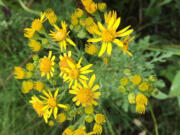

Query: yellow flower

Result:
[48,120,54,126]
[59,53,93,87]
[81,0,97,14]
[49,21,76,51]
[26,63,34,71]
[45,8,57,24]
[31,12,46,31]
[118,85,126,93]
[104,10,117,24]
[85,17,94,26]
[85,115,94,123]
[88,12,133,57]
[139,82,149,92]
[98,2,107,11]
[93,123,103,134]
[71,16,79,25]
[85,105,94,114]
[95,113,106,124]
[40,89,67,121]
[39,51,55,79]
[14,66,25,79]
[128,93,136,104]
[24,28,35,39]
[28,39,41,52]
[73,129,86,135]
[136,104,146,114]
[122,35,135,56]
[120,77,128,86]
[34,81,44,92]
[74,8,84,18]
[69,74,100,107]
[131,74,142,85]
[29,95,45,117]
[136,93,148,105]
[25,71,33,79]
[57,113,66,123]
[86,24,98,34]
[85,43,97,55]
[22,81,33,94]
[62,128,73,135]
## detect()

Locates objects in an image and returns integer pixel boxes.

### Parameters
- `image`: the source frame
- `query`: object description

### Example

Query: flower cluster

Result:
[14,0,139,134]
[119,69,158,114]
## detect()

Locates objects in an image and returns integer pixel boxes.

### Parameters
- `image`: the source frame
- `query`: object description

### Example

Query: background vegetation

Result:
[0,0,180,134]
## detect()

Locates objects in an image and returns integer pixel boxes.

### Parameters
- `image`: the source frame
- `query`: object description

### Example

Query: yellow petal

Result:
[98,42,107,57]
[80,75,89,80]
[108,17,114,29]
[66,38,76,46]
[58,104,67,109]
[107,42,112,55]
[87,38,102,43]
[80,64,93,71]
[48,51,52,59]
[88,74,96,88]
[92,85,99,91]
[54,88,59,98]
[54,107,58,119]
[113,17,121,30]
[97,22,105,31]
[113,39,123,47]
[81,70,94,74]
[117,25,131,34]
[118,29,133,37]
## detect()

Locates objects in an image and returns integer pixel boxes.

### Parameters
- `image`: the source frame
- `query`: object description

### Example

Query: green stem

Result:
[18,0,40,16]
[149,102,159,135]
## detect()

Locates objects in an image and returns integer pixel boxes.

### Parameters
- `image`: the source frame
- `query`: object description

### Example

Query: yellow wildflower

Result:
[85,105,94,114]
[131,74,142,85]
[81,0,97,14]
[93,123,103,134]
[45,8,57,24]
[34,81,44,92]
[118,85,126,93]
[128,93,136,104]
[73,129,86,135]
[104,10,117,24]
[88,12,133,57]
[69,74,100,107]
[49,21,76,51]
[136,104,146,114]
[98,2,107,11]
[24,28,35,39]
[85,17,94,26]
[29,95,45,117]
[14,66,25,79]
[85,43,97,55]
[48,120,54,126]
[120,77,128,86]
[136,93,148,105]
[39,51,55,79]
[28,39,41,52]
[139,82,149,92]
[95,113,106,124]
[26,63,34,71]
[25,71,33,79]
[57,113,66,123]
[31,12,46,31]
[85,115,94,123]
[71,15,79,25]
[74,8,84,18]
[62,128,73,135]
[59,53,94,87]
[40,89,67,121]
[122,35,135,56]
[22,81,33,94]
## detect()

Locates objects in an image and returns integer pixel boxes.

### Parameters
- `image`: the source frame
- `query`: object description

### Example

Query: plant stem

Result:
[149,102,159,135]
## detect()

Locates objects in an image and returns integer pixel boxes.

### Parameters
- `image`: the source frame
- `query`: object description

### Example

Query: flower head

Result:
[139,82,149,92]
[69,74,100,107]
[62,128,73,135]
[74,8,84,18]
[14,66,25,79]
[31,12,46,31]
[34,81,44,92]
[136,93,148,105]
[28,39,41,52]
[49,21,76,51]
[95,113,106,124]
[131,74,142,85]
[93,123,103,134]
[128,93,136,104]
[81,0,97,14]
[73,129,86,135]
[26,63,34,71]
[24,28,35,39]
[120,77,128,86]
[40,89,67,120]
[22,81,33,93]
[39,51,55,79]
[136,104,146,114]
[122,35,135,56]
[98,2,107,11]
[85,43,97,55]
[88,11,133,56]
[59,52,93,87]
[45,8,57,24]
[57,113,66,123]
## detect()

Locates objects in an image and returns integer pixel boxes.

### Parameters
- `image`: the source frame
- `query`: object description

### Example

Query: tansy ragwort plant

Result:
[14,0,160,134]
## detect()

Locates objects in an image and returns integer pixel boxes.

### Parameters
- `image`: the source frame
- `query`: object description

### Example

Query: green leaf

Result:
[169,71,180,97]
[177,96,180,107]
[0,0,6,7]
[152,90,168,99]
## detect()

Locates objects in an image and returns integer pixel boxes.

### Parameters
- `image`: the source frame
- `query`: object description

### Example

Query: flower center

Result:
[77,88,93,104]
[69,68,79,80]
[59,56,75,74]
[40,57,52,73]
[48,98,57,109]
[55,29,66,40]
[102,29,115,42]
